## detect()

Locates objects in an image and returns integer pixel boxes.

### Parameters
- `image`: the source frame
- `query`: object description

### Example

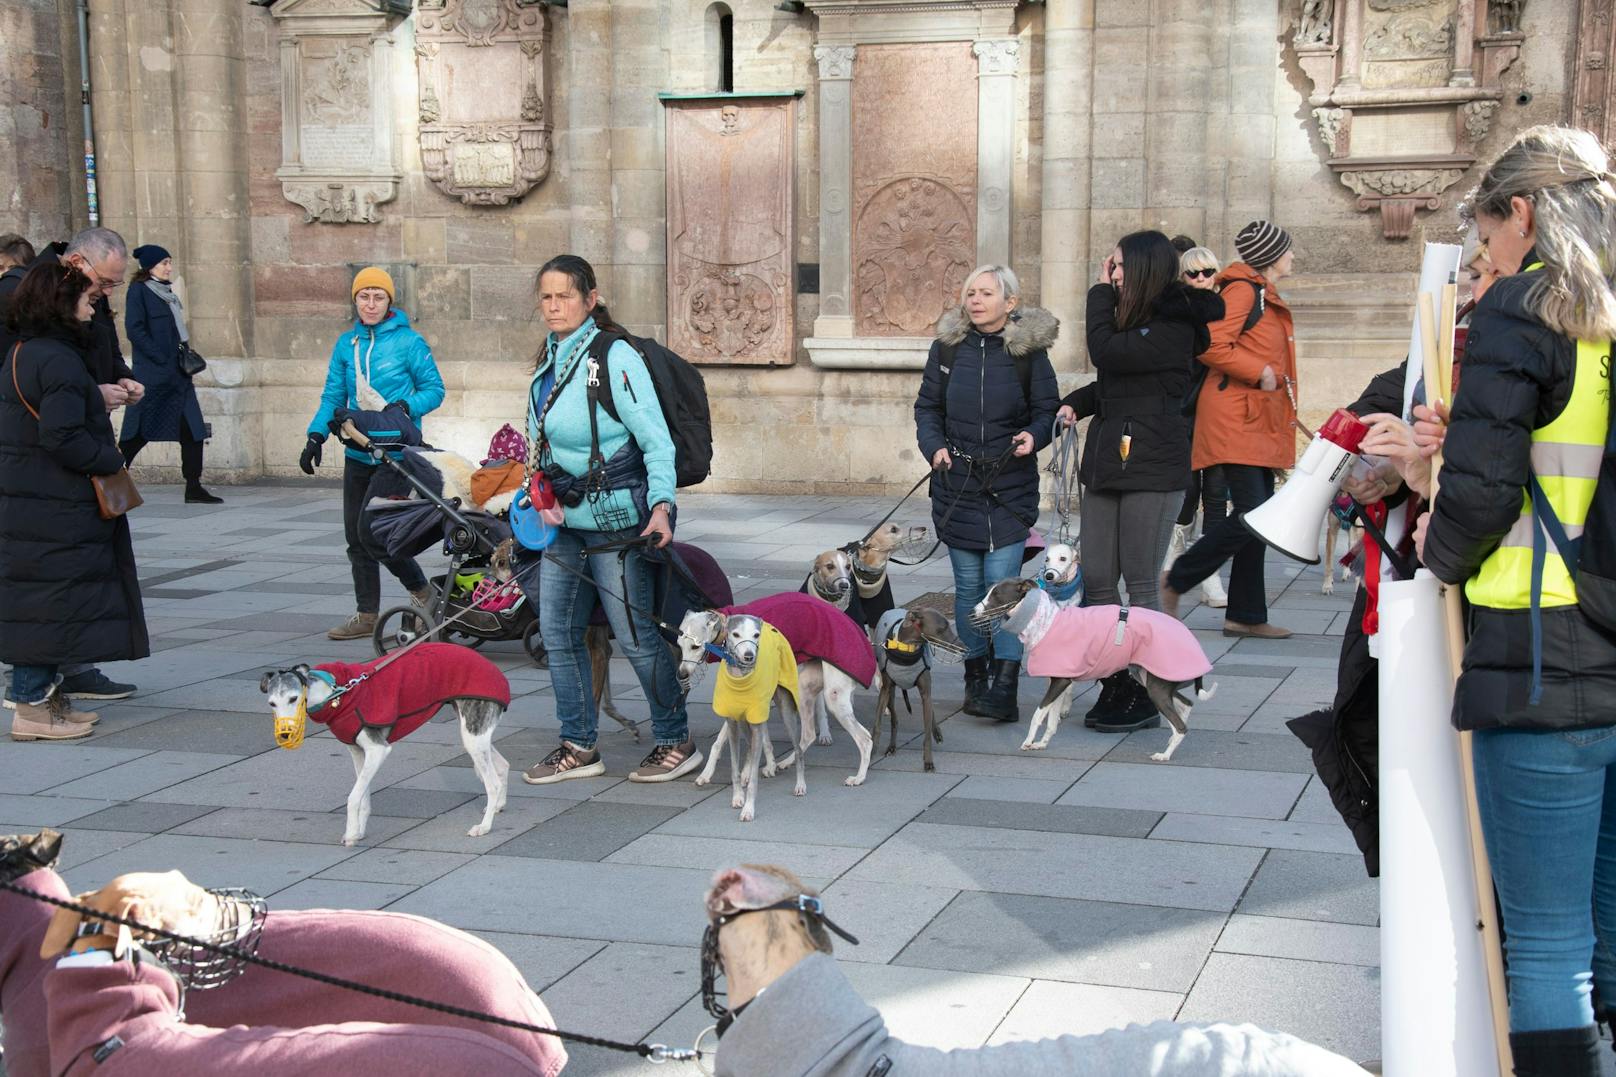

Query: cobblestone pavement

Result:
[1,483,1380,1074]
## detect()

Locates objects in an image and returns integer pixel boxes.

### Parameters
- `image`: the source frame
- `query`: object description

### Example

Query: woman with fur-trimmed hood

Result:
[914,265,1060,723]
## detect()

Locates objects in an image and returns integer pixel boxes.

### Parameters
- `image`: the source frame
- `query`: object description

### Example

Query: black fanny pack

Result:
[546,439,651,519]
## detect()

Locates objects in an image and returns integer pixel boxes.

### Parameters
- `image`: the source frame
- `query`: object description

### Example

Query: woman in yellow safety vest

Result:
[1416,125,1616,1076]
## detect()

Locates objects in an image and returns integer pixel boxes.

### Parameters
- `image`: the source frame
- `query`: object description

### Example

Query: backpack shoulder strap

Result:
[1238,280,1266,335]
[937,341,957,417]
[1014,352,1033,408]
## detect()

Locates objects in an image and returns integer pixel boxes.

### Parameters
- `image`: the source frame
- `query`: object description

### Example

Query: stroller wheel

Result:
[523,621,548,669]
[374,605,434,657]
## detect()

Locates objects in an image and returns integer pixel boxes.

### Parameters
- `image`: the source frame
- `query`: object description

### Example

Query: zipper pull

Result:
[622,369,637,402]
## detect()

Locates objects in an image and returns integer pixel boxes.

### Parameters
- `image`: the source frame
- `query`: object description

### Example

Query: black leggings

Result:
[121,430,203,482]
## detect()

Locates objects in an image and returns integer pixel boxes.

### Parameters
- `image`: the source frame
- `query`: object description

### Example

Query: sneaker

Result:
[628,740,704,783]
[1223,620,1293,640]
[523,742,605,785]
[12,700,93,741]
[58,670,135,701]
[410,587,435,609]
[328,612,378,641]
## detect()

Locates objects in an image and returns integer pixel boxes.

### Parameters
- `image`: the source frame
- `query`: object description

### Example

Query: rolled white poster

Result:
[1378,570,1504,1077]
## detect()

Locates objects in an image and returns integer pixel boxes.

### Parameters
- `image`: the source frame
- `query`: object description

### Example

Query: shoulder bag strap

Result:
[9,342,40,421]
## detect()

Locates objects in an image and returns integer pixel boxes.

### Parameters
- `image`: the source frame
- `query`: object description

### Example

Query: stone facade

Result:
[0,0,1580,492]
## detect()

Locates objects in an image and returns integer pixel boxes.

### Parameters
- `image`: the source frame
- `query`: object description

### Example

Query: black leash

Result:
[0,879,700,1065]
[874,444,1020,568]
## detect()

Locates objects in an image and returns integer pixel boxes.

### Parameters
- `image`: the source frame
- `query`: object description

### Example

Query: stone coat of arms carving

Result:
[415,0,552,206]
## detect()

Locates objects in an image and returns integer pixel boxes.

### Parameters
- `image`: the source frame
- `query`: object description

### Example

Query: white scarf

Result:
[352,329,387,411]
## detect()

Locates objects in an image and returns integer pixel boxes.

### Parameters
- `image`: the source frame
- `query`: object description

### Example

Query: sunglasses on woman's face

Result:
[1184,268,1216,280]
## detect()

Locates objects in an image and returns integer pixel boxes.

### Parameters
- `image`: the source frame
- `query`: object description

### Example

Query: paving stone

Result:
[394,762,624,803]
[0,747,151,795]
[542,942,702,1043]
[1238,849,1380,925]
[841,961,1029,1049]
[171,807,420,847]
[54,828,156,870]
[898,890,1226,992]
[356,786,476,819]
[606,833,868,880]
[1058,762,1307,820]
[392,856,715,945]
[1150,813,1359,855]
[1287,776,1340,824]
[317,847,475,885]
[988,979,1183,1043]
[380,795,575,853]
[67,801,217,833]
[915,715,1118,760]
[48,751,244,800]
[1177,953,1381,1062]
[469,930,607,993]
[848,822,1262,913]
[63,833,361,894]
[917,797,1163,838]
[134,676,285,714]
[271,877,418,908]
[873,747,1093,780]
[0,793,114,826]
[202,613,350,634]
[944,774,1075,804]
[491,801,684,862]
[815,877,961,964]
[1100,729,1315,774]
[1217,914,1380,967]
[589,779,723,809]
[84,710,282,756]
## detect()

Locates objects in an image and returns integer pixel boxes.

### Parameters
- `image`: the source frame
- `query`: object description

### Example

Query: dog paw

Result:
[882,745,897,757]
[793,784,806,797]
[761,765,778,778]
[844,775,864,787]
[923,761,936,773]
[467,823,492,837]
[1149,751,1170,762]
[816,734,833,747]
[1320,578,1334,595]
[731,793,745,809]
[342,835,361,847]
[739,808,754,822]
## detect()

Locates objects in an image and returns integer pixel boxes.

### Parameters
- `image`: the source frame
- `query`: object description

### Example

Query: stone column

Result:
[1449,0,1476,87]
[609,0,670,338]
[812,44,855,339]
[0,0,80,239]
[1038,0,1093,369]
[1145,2,1213,241]
[1337,0,1363,90]
[567,0,614,279]
[973,38,1019,267]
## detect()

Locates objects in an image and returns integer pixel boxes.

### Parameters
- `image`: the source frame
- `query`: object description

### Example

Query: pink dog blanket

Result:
[720,592,877,688]
[311,642,511,745]
[1019,595,1211,684]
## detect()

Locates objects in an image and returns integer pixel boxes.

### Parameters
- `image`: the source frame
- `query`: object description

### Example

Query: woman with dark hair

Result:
[119,245,219,503]
[0,263,149,742]
[515,254,701,786]
[1057,230,1223,731]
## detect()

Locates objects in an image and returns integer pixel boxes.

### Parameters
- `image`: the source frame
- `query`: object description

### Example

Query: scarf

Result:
[146,278,189,343]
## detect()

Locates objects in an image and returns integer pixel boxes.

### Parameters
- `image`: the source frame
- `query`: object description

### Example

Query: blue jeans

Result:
[1472,725,1616,1031]
[949,543,1026,662]
[516,527,688,750]
[10,666,59,705]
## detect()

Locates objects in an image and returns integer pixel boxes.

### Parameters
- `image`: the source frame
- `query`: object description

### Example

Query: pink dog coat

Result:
[310,642,511,745]
[1016,591,1211,684]
[720,592,877,688]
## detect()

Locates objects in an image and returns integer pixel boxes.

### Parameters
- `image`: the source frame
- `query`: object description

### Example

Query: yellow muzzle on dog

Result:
[275,691,308,750]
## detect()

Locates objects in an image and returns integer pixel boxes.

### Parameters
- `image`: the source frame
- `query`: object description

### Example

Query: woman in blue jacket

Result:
[915,265,1060,723]
[301,267,445,640]
[515,255,701,788]
[119,245,217,503]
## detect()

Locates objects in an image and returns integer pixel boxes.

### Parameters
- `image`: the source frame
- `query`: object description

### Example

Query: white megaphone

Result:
[1241,409,1370,564]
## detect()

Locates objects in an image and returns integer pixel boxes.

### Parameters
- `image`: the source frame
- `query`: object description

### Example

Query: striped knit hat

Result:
[1234,220,1292,269]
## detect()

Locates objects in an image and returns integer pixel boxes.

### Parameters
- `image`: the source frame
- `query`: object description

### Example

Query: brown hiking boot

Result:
[12,700,93,741]
[48,693,99,725]
[522,741,605,785]
[628,740,704,783]
[410,587,434,608]
[328,612,378,641]
[1223,620,1293,640]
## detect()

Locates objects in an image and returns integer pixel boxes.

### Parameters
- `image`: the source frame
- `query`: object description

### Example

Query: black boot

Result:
[962,656,992,717]
[1508,1026,1602,1077]
[1084,671,1130,728]
[1094,676,1162,734]
[978,660,1021,723]
[185,482,223,504]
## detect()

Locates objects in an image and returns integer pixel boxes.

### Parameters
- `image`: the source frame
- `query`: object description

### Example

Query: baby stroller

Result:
[337,419,545,664]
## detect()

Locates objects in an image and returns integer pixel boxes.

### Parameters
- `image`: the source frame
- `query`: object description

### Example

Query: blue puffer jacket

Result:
[527,317,676,532]
[914,306,1060,551]
[308,309,445,464]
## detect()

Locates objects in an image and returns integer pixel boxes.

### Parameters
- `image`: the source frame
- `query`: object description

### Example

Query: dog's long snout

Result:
[1040,567,1060,583]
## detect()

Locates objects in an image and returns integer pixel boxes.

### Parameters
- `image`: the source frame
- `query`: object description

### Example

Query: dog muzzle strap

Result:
[701,894,860,1033]
[275,692,309,750]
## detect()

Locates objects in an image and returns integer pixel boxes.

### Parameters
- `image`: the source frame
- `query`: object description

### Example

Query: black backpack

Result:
[1531,365,1616,635]
[585,331,713,488]
[1182,279,1265,418]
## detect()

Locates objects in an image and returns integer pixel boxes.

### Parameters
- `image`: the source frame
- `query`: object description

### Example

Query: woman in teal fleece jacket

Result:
[300,267,445,640]
[515,255,701,789]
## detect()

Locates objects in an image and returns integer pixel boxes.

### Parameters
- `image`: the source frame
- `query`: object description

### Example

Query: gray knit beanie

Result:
[1234,220,1292,269]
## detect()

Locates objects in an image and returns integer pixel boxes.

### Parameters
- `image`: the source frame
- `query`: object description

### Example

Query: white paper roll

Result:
[1379,571,1503,1077]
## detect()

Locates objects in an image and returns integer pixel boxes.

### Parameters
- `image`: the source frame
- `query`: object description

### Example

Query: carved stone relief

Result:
[415,0,552,206]
[1573,0,1616,147]
[664,99,795,365]
[270,0,405,224]
[851,42,978,337]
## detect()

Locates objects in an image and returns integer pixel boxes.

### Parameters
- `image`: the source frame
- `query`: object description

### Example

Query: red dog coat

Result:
[310,642,511,745]
[720,592,877,687]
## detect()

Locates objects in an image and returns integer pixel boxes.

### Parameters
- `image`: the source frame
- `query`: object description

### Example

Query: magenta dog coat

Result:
[720,592,877,688]
[1017,593,1211,684]
[310,642,511,745]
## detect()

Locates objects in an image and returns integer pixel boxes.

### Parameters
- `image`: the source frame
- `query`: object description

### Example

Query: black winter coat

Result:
[1063,283,1224,493]
[0,244,132,386]
[1423,259,1616,732]
[915,306,1060,551]
[121,280,206,443]
[0,329,149,666]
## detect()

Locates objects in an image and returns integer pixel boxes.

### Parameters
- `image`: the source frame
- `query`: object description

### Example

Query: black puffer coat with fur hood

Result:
[914,306,1060,552]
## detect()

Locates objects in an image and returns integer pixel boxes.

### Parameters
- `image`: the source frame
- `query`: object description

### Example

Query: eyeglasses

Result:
[1184,268,1216,279]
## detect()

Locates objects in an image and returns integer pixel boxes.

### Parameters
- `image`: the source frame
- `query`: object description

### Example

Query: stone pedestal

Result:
[812,44,856,340]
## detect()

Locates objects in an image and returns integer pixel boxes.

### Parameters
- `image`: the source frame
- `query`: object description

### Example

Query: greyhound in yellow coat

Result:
[708,615,811,822]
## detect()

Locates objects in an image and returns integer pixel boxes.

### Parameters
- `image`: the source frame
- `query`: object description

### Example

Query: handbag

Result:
[9,341,144,520]
[178,342,207,378]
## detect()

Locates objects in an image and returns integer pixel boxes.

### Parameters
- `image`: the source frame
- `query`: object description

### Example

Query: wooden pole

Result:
[1419,290,1515,1075]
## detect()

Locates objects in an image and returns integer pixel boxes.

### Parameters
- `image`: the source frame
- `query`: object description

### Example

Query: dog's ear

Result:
[259,671,274,694]
[293,663,311,682]
[705,864,805,917]
[1017,577,1038,597]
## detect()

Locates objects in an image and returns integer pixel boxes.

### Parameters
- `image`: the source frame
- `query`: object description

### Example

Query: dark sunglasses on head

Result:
[1184,268,1216,279]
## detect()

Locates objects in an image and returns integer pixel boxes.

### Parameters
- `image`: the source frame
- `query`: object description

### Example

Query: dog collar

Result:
[304,669,338,713]
[851,559,884,587]
[1037,573,1083,604]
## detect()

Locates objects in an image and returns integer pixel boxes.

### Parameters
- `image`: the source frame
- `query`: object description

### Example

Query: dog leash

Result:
[0,880,703,1066]
[1044,418,1082,546]
[881,444,1020,567]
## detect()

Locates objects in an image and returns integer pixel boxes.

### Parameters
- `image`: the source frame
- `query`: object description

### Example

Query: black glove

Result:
[299,434,324,475]
[389,400,411,417]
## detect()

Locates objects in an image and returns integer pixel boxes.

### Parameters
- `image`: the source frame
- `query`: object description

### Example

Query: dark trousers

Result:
[120,431,203,483]
[343,456,426,613]
[1166,463,1274,624]
[1177,464,1230,527]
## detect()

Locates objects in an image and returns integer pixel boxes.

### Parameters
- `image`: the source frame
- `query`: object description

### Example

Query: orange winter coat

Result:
[1189,262,1298,471]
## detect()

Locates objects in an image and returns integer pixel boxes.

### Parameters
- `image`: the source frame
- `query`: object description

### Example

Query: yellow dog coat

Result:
[713,624,801,725]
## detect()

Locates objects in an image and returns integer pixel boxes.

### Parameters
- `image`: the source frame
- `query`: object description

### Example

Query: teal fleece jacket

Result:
[527,317,676,531]
[308,308,446,464]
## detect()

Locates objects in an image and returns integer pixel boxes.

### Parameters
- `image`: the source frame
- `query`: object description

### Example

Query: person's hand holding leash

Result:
[1011,431,1035,457]
[931,447,952,471]
[1056,404,1076,428]
[98,383,130,411]
[641,503,673,549]
[119,378,145,404]
[1358,412,1431,497]
[299,434,324,475]
[1341,457,1401,505]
